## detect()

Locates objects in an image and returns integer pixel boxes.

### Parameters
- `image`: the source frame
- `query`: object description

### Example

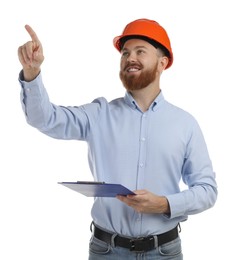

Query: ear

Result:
[159,56,169,70]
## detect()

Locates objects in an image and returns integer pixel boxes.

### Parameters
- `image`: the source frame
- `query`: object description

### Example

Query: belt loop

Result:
[90,221,94,232]
[153,235,158,248]
[111,233,117,247]
[178,223,181,233]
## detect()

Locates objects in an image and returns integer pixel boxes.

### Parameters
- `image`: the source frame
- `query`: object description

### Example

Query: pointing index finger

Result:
[24,24,40,43]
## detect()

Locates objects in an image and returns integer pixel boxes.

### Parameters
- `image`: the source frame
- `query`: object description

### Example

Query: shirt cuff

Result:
[165,193,186,219]
[18,70,41,84]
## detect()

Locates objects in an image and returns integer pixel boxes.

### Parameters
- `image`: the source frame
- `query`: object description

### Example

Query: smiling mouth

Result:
[126,66,141,73]
[128,68,139,72]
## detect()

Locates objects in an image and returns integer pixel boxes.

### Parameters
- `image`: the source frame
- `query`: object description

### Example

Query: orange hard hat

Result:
[113,18,173,69]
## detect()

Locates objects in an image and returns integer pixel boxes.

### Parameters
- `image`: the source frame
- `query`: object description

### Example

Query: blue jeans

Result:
[88,235,183,260]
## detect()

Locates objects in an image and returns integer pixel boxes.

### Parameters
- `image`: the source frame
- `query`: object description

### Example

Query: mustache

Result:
[123,62,143,71]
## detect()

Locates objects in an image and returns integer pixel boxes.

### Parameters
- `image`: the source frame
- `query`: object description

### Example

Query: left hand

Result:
[117,190,170,214]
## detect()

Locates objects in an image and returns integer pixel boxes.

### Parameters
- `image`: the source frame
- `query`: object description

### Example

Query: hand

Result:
[117,190,170,214]
[18,25,44,81]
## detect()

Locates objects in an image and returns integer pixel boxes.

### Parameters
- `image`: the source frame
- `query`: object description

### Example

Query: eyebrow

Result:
[121,46,148,52]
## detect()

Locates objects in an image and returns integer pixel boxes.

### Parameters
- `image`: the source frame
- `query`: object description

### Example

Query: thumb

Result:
[33,51,39,59]
[133,189,147,195]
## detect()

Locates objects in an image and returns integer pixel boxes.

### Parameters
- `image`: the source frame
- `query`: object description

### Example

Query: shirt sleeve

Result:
[19,71,102,140]
[166,119,218,219]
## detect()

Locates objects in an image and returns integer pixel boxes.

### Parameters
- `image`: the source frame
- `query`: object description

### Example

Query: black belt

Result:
[93,224,179,252]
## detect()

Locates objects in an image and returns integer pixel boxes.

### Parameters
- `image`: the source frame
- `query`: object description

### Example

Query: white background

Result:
[1,0,237,259]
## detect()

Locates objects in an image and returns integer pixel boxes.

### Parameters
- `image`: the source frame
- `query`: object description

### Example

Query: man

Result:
[18,18,217,259]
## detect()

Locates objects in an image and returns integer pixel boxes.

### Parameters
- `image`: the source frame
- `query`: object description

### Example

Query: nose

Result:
[126,52,137,62]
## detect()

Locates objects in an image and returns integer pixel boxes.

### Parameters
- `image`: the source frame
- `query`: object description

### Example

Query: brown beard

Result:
[120,61,158,91]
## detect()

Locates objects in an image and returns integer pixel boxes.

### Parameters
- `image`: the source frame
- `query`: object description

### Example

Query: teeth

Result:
[128,68,139,72]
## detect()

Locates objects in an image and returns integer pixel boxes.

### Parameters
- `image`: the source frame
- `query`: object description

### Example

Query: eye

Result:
[121,51,129,58]
[137,49,145,55]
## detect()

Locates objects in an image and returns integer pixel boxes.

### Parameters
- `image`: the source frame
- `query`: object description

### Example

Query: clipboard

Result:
[58,181,135,197]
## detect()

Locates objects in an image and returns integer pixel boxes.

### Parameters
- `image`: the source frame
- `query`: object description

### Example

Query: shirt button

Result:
[141,137,146,142]
[26,88,31,92]
[139,163,144,168]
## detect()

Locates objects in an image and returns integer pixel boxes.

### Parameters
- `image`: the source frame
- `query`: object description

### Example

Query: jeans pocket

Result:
[89,236,111,255]
[158,237,182,257]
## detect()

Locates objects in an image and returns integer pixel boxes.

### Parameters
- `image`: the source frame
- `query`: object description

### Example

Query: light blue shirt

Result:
[19,72,217,237]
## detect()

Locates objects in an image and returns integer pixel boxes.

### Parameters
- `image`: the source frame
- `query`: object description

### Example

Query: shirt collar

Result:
[124,91,165,112]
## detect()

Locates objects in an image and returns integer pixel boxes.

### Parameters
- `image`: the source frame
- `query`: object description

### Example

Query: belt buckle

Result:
[130,237,152,252]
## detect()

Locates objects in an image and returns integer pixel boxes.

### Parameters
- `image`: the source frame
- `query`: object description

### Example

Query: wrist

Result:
[23,67,40,82]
